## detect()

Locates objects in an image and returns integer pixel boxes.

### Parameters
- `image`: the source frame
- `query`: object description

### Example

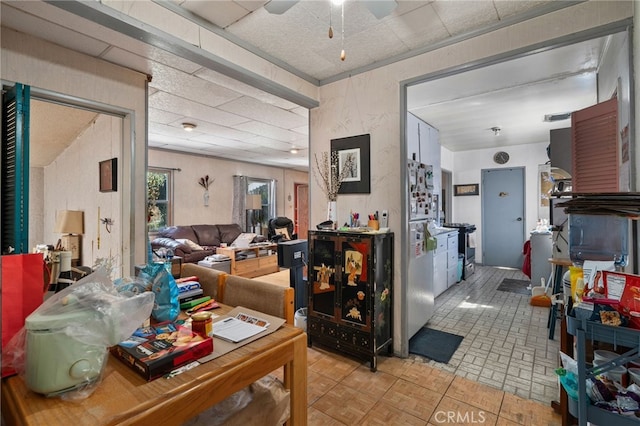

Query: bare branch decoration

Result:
[312,151,354,202]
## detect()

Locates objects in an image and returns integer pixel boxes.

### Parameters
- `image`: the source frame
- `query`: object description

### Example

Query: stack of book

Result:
[176,276,202,304]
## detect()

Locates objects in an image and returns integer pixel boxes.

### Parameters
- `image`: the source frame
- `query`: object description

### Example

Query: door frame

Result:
[398,22,633,358]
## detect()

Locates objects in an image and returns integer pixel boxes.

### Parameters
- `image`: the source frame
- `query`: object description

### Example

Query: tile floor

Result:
[300,264,563,425]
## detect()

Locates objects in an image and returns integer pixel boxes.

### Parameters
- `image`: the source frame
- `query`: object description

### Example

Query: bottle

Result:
[44,251,74,301]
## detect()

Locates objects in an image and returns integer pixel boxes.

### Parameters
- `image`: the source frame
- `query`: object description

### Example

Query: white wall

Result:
[148,149,308,226]
[451,142,550,263]
[1,27,148,275]
[310,1,633,355]
[44,115,122,269]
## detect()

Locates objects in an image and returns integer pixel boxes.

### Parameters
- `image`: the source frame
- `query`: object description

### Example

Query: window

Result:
[247,178,276,229]
[147,169,172,231]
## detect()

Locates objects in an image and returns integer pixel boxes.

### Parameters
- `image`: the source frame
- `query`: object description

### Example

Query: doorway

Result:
[294,183,309,239]
[481,167,525,268]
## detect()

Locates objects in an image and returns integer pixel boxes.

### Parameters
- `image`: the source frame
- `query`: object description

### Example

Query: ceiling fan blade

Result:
[264,0,299,15]
[361,0,398,19]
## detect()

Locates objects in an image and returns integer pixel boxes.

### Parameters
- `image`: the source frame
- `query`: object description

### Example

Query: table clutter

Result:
[3,269,154,398]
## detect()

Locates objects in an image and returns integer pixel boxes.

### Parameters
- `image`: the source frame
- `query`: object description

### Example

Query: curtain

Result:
[232,176,248,231]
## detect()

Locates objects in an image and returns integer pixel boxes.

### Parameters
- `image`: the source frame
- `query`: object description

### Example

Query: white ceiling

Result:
[1,0,616,170]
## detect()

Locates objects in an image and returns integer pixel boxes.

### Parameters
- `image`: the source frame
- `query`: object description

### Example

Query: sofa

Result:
[151,224,243,263]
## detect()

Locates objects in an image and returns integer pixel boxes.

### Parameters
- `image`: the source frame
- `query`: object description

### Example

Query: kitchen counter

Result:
[432,226,458,235]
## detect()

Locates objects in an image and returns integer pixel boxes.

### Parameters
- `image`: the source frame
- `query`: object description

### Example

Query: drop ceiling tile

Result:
[245,136,294,151]
[195,68,301,110]
[385,3,450,50]
[183,120,258,142]
[149,108,183,125]
[494,1,551,20]
[234,121,307,143]
[150,64,243,108]
[180,0,255,28]
[150,91,249,127]
[291,125,309,136]
[193,135,257,150]
[103,0,200,46]
[1,3,109,58]
[432,1,498,36]
[218,96,307,129]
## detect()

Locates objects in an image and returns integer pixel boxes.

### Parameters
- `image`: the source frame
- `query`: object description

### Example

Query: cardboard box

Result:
[111,321,213,381]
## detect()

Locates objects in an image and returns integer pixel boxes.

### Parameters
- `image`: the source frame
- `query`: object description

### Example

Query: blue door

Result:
[481,167,525,268]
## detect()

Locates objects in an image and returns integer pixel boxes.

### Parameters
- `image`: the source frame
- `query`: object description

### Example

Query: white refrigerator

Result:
[407,219,435,339]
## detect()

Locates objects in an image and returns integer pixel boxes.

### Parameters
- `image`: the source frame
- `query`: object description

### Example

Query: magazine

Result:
[212,312,270,343]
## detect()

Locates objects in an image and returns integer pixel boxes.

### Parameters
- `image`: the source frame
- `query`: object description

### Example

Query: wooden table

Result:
[1,304,307,425]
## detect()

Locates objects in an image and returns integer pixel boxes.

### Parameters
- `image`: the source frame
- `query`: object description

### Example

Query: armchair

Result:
[268,217,297,242]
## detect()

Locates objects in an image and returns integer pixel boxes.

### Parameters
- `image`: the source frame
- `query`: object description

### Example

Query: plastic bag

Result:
[2,268,154,400]
[137,262,180,322]
[556,351,580,401]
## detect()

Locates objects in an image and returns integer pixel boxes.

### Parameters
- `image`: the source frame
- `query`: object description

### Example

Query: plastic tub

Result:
[594,350,618,363]
[628,368,640,385]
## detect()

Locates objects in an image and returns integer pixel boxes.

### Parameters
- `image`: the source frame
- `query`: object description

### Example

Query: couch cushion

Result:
[217,224,243,244]
[191,224,221,247]
[151,237,192,254]
[157,226,199,243]
[176,238,204,251]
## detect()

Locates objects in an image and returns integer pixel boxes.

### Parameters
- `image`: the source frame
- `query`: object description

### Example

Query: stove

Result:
[442,223,476,279]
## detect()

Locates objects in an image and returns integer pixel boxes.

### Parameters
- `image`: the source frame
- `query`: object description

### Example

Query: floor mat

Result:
[497,278,531,295]
[409,328,463,364]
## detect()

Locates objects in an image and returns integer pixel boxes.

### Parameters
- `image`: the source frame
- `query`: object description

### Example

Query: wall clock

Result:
[493,151,510,164]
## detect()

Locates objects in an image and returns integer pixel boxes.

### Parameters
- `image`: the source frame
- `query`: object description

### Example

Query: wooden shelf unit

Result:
[216,244,279,278]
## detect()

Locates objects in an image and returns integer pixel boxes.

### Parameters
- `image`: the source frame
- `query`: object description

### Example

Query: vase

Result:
[203,190,209,207]
[327,200,337,224]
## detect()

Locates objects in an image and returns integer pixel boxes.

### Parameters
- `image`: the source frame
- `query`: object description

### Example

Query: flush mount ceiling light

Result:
[544,112,572,122]
[290,147,299,154]
[182,122,197,132]
[491,126,501,136]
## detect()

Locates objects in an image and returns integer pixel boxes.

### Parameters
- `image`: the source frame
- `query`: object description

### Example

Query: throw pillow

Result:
[274,228,290,240]
[176,238,204,251]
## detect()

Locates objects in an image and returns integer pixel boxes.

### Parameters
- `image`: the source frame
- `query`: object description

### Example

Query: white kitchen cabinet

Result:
[434,230,458,297]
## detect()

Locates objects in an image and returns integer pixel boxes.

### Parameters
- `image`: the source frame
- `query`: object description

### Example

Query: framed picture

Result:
[99,158,118,192]
[331,134,370,194]
[454,183,479,196]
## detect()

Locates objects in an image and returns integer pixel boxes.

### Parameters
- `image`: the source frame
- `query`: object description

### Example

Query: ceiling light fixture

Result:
[182,122,197,132]
[290,147,299,154]
[491,126,501,136]
[327,0,346,60]
[544,112,572,122]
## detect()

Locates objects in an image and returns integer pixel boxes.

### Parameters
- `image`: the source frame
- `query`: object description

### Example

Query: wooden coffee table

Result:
[216,243,279,278]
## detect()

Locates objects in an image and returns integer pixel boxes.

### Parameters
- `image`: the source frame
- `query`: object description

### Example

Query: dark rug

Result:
[409,328,463,364]
[497,278,531,295]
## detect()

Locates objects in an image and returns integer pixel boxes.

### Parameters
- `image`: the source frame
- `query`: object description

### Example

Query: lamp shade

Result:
[54,210,84,234]
[246,194,262,210]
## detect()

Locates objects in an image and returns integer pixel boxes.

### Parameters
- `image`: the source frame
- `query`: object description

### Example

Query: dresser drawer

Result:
[447,234,458,252]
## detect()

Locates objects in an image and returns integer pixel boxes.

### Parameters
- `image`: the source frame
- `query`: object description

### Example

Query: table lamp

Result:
[245,194,262,233]
[54,210,84,266]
